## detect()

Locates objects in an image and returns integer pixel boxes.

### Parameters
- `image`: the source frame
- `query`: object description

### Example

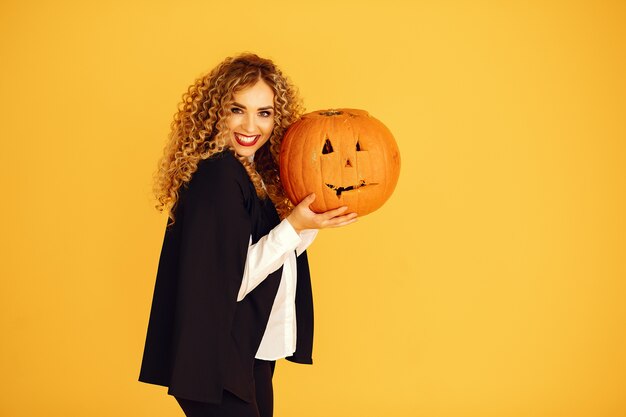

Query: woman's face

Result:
[225,79,276,158]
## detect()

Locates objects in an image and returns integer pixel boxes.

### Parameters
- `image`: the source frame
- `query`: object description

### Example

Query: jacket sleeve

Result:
[237,221,319,301]
[167,158,253,400]
[237,219,299,301]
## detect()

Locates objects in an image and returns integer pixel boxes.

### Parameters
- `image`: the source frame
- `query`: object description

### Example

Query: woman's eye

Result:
[231,107,243,114]
[259,111,272,117]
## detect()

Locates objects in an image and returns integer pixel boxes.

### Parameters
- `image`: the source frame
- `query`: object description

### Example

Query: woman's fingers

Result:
[327,216,358,228]
[320,205,349,220]
[320,212,358,228]
[293,200,358,230]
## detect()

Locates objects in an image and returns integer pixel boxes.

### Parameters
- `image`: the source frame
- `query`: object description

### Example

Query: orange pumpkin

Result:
[280,108,400,216]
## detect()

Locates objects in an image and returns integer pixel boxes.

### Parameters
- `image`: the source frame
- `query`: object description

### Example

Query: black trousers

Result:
[175,359,276,417]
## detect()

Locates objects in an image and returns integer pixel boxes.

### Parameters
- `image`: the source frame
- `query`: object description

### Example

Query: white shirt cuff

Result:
[296,229,318,256]
[273,218,302,251]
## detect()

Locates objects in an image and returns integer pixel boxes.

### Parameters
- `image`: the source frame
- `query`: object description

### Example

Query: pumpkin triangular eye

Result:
[356,140,362,151]
[322,138,334,154]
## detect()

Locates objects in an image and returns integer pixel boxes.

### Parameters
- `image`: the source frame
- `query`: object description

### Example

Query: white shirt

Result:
[236,219,317,360]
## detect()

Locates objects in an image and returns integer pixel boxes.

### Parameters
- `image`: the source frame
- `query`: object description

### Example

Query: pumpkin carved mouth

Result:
[325,180,379,197]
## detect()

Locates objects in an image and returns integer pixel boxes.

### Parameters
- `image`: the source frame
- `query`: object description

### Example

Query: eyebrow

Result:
[232,102,274,111]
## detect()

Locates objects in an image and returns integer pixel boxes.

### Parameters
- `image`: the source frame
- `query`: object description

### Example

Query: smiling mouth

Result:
[234,133,261,147]
[325,180,378,197]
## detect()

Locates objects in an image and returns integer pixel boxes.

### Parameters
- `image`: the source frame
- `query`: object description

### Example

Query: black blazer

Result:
[138,151,314,404]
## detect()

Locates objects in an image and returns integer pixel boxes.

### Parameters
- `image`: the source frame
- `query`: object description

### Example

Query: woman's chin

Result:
[232,147,255,158]
[229,138,269,158]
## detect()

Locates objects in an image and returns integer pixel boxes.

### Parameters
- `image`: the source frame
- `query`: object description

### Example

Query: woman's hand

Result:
[286,193,358,234]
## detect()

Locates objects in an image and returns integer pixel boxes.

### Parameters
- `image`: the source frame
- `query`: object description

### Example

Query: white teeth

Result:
[235,133,257,144]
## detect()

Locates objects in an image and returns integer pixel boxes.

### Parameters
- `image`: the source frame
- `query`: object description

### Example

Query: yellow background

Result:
[1,0,625,416]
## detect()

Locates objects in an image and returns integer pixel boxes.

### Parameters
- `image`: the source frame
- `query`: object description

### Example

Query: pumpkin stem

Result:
[319,110,343,116]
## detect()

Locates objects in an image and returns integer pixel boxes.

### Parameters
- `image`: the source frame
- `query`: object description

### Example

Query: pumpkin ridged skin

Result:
[280,108,400,217]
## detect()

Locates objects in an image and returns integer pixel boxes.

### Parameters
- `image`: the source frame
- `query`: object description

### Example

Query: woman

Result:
[138,53,356,417]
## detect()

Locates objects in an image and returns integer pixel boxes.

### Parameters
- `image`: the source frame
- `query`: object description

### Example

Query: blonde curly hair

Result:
[153,53,304,226]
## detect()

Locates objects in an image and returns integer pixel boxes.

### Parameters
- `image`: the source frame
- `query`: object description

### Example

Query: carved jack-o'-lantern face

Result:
[280,109,400,216]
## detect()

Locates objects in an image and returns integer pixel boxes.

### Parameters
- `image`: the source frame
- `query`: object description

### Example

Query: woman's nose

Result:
[241,114,256,133]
